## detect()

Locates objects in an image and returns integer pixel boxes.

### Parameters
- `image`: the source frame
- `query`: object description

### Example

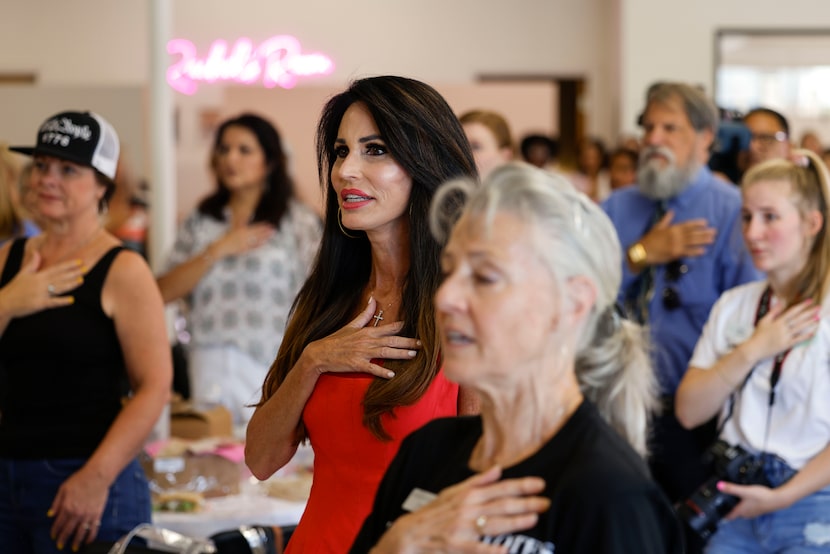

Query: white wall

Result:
[1,1,149,85]
[0,87,146,174]
[0,0,611,134]
[5,0,829,170]
[620,0,830,137]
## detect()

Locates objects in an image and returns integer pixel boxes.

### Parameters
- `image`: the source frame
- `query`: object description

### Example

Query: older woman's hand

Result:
[370,466,550,554]
[0,252,83,318]
[303,297,422,380]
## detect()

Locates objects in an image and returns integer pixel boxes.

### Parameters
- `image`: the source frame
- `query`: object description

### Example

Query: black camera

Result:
[675,440,768,541]
[708,115,751,185]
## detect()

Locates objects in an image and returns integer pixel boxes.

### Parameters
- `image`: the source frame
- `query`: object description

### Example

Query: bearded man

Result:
[602,82,760,546]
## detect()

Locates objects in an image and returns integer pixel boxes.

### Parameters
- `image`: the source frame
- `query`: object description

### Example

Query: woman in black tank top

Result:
[0,111,172,554]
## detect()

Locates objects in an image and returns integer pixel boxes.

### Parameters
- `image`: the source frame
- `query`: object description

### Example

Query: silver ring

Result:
[47,284,56,296]
[475,514,487,534]
[82,523,91,530]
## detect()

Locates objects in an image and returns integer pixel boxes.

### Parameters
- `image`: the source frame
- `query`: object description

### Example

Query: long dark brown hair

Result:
[198,113,293,228]
[257,76,477,439]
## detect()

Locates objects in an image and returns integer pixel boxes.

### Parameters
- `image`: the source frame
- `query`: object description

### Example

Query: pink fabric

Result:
[143,439,245,464]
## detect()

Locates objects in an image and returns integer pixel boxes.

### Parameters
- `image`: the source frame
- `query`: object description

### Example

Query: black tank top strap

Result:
[90,246,126,277]
[1,238,28,287]
[75,246,126,306]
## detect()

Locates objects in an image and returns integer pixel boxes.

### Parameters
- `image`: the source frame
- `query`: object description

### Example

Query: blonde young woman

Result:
[0,111,171,553]
[676,150,830,552]
[459,110,514,180]
[352,163,682,553]
[0,144,39,244]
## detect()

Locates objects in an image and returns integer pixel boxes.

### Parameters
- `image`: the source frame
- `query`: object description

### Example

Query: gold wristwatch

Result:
[627,242,647,266]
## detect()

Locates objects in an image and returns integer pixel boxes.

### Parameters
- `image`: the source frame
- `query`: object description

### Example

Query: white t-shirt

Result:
[689,280,830,469]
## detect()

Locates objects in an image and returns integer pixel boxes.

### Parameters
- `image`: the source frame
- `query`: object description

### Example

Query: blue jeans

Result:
[706,454,830,553]
[0,457,151,554]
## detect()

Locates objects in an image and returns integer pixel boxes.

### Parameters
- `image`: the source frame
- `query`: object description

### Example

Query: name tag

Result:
[401,488,437,512]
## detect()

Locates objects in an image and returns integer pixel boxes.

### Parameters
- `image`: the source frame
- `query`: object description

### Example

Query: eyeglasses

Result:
[662,260,688,310]
[750,131,788,147]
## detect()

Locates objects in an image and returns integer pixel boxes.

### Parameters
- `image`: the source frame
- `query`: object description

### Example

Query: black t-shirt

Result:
[351,401,684,554]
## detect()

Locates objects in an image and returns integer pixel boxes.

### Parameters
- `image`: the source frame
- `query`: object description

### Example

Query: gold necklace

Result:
[370,292,397,327]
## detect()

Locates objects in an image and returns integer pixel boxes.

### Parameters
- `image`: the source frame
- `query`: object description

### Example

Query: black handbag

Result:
[82,523,295,554]
[209,524,295,554]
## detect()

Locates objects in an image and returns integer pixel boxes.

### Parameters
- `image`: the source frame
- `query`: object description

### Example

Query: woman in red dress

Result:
[245,76,479,553]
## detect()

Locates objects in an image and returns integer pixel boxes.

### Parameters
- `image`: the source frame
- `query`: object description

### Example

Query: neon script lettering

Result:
[167,36,335,95]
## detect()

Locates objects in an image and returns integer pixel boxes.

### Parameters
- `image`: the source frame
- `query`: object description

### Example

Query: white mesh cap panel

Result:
[89,111,120,179]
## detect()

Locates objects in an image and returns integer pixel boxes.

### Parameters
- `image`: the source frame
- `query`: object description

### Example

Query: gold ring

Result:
[475,514,487,534]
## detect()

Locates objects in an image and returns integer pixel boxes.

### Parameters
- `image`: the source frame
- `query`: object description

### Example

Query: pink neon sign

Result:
[167,36,335,95]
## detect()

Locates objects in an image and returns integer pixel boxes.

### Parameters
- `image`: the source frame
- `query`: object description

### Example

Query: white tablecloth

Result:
[152,494,306,539]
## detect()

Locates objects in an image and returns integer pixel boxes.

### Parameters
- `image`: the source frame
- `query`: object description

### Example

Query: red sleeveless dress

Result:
[284,370,458,553]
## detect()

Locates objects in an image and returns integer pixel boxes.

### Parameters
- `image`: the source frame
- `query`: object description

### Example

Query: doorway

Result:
[478,75,587,169]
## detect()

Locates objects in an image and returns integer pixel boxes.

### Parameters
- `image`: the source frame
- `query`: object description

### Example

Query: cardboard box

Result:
[169,402,233,440]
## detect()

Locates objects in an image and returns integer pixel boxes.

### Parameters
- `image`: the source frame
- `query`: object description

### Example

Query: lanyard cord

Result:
[755,286,792,409]
[719,286,790,454]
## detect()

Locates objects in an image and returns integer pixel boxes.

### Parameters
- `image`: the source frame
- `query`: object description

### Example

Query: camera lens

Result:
[675,477,740,540]
[676,441,769,541]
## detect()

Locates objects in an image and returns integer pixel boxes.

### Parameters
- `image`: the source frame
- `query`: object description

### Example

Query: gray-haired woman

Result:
[351,162,683,553]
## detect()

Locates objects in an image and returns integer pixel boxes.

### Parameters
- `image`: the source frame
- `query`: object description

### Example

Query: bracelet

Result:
[627,242,647,266]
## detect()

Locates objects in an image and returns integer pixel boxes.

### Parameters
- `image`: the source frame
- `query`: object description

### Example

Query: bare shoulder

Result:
[105,248,157,292]
[102,247,162,316]
[110,246,151,271]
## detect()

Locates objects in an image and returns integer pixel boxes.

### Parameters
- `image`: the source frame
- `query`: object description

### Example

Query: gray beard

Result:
[638,160,699,200]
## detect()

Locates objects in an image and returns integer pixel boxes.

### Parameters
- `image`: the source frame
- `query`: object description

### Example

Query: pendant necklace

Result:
[370,293,396,327]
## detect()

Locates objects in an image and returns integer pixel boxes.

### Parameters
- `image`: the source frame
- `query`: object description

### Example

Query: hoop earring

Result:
[338,206,358,239]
